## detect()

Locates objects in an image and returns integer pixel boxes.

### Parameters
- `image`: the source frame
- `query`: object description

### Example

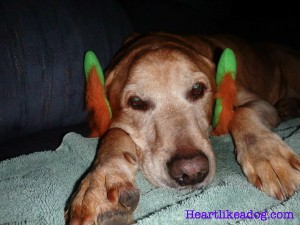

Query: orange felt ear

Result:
[212,73,237,136]
[86,67,111,137]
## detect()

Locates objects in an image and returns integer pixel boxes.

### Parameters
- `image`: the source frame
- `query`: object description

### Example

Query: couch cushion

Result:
[0,0,133,143]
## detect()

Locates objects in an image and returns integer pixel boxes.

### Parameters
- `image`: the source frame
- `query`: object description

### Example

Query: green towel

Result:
[0,118,300,225]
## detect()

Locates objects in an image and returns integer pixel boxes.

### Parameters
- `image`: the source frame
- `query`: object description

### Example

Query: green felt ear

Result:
[212,98,222,127]
[213,48,237,128]
[215,48,236,87]
[84,51,105,85]
[84,50,112,118]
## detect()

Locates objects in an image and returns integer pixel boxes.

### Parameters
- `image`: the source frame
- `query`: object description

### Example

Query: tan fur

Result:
[67,33,300,224]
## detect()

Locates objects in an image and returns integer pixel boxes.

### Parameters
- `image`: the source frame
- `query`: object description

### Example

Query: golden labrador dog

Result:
[67,33,300,225]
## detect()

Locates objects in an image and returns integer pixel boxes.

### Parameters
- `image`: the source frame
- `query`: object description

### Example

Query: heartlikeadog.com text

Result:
[185,209,294,221]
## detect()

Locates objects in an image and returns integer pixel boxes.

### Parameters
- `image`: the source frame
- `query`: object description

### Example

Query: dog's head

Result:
[105,33,217,189]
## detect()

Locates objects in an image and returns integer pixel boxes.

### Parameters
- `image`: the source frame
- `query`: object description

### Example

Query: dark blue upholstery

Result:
[0,0,133,143]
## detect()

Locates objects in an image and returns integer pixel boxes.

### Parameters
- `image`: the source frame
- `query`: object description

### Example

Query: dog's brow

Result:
[190,71,208,79]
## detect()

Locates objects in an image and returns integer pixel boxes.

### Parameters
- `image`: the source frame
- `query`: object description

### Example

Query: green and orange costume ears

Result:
[84,51,112,137]
[212,48,237,136]
[84,49,237,137]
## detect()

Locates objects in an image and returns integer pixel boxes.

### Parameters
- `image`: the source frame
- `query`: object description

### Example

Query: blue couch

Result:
[0,0,133,160]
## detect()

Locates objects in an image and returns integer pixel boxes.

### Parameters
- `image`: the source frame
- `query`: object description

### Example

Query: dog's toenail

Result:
[290,157,300,170]
[275,190,286,201]
[255,177,263,191]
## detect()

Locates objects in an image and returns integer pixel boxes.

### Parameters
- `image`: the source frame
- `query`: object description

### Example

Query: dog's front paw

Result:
[66,168,140,225]
[238,132,300,200]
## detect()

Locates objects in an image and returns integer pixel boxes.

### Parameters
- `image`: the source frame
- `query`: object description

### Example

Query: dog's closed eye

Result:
[188,82,207,101]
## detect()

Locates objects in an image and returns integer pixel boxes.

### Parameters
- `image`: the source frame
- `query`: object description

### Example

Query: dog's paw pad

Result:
[97,210,130,225]
[119,188,140,212]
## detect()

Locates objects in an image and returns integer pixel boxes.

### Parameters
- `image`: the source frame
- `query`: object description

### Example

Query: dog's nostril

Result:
[177,174,189,185]
[168,153,209,186]
[176,171,209,186]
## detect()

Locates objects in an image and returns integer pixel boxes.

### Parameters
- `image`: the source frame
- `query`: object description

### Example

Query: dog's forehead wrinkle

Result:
[130,48,200,78]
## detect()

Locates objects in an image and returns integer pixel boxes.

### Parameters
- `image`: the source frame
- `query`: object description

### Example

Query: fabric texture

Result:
[0,0,133,143]
[0,118,299,224]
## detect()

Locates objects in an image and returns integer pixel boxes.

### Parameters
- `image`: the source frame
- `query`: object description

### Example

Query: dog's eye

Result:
[189,82,206,101]
[128,96,148,111]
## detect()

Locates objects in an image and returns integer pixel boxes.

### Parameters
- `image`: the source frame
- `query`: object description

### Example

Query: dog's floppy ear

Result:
[104,32,141,89]
[104,41,141,113]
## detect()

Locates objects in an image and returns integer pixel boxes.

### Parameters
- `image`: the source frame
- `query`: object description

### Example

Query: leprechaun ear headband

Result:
[83,48,237,137]
[212,48,237,136]
[84,51,112,137]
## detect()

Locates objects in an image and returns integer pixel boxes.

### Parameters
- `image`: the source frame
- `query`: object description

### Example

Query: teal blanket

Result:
[1,118,300,225]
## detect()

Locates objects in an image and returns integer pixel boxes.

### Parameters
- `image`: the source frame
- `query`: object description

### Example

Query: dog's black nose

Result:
[168,152,209,186]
